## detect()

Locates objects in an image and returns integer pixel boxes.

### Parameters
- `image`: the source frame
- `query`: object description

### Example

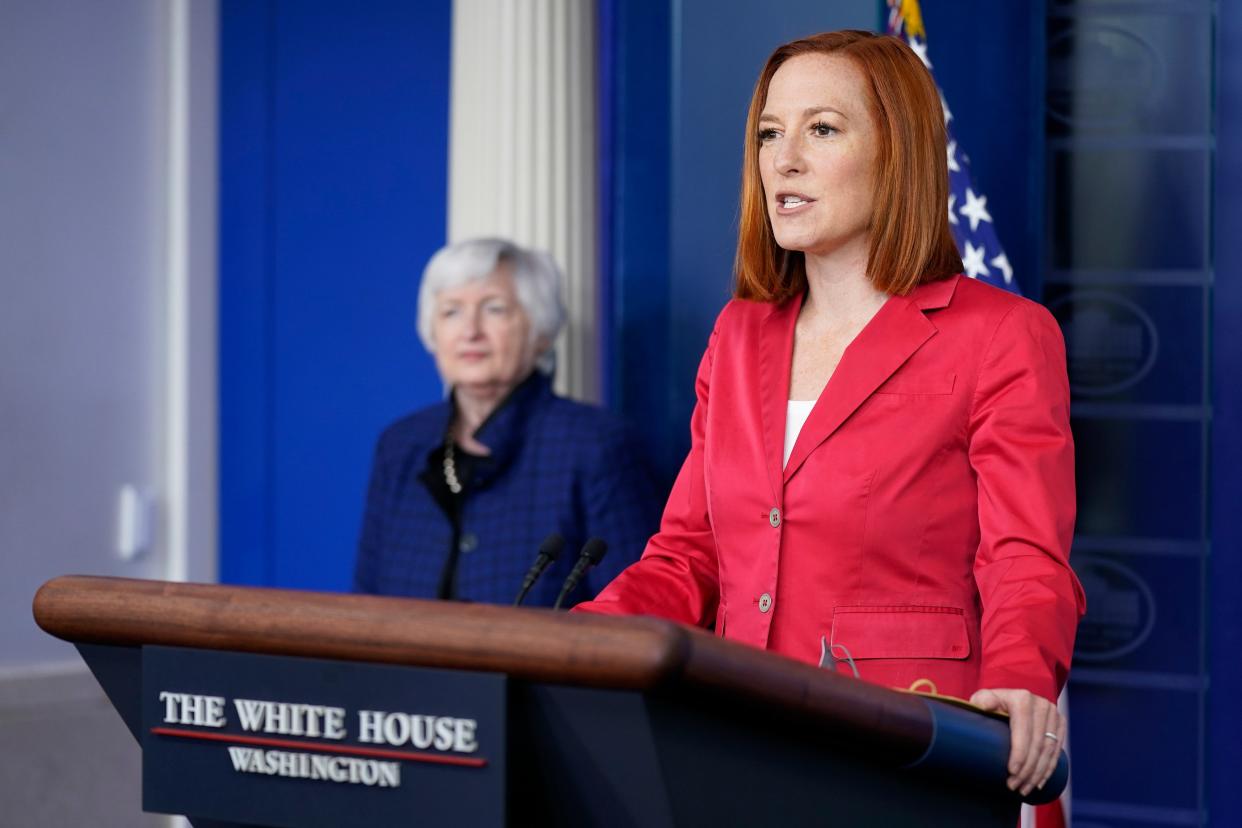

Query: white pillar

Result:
[449,0,598,401]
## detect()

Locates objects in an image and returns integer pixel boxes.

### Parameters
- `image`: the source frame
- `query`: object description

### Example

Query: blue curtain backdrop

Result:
[219,0,451,590]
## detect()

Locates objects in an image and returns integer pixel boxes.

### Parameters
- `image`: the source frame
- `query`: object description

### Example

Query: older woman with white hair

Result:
[354,238,661,606]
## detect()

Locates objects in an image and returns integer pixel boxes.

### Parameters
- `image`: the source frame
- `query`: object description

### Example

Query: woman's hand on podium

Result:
[969,688,1065,797]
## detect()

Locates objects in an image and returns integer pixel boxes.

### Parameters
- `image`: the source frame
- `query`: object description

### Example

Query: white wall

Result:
[0,0,216,823]
[2,0,166,669]
[0,0,217,668]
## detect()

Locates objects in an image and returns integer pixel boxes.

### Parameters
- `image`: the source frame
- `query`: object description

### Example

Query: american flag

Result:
[886,0,1019,295]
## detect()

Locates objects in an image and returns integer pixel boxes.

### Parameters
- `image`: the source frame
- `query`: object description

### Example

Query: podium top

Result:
[35,576,1070,805]
[35,575,938,759]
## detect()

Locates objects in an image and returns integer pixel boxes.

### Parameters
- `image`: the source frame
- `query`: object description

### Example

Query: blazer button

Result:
[768,507,781,528]
[459,533,478,553]
[758,593,773,613]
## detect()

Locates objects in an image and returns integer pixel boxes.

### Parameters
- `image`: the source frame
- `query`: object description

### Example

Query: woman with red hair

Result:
[576,30,1085,797]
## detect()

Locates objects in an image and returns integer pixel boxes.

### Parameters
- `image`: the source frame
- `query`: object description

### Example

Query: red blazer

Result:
[577,275,1086,702]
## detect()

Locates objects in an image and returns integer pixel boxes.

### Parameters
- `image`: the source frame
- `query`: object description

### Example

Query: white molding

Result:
[163,0,218,584]
[449,0,599,401]
[164,0,190,582]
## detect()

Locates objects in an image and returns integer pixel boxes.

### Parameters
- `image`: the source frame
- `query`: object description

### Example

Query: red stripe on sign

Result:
[149,727,488,768]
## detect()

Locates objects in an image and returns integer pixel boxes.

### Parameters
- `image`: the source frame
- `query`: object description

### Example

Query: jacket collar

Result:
[422,370,552,489]
[470,369,552,472]
[758,275,961,495]
[909,272,959,311]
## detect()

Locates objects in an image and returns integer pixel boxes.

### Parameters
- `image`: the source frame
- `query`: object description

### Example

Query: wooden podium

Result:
[33,576,1065,827]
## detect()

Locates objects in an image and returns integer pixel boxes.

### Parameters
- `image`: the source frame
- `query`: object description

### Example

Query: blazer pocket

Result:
[873,372,956,396]
[830,604,971,660]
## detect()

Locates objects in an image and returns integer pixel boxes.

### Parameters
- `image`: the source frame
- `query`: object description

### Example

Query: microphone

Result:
[552,538,608,611]
[513,533,566,607]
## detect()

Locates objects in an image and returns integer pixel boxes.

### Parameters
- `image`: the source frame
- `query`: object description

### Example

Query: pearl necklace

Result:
[442,437,463,495]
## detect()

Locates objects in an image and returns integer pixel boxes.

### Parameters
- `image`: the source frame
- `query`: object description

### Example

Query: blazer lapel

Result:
[758,294,803,504]
[782,288,945,484]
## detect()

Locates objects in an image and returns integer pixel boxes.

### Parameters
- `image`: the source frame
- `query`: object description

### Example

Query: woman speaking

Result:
[576,30,1085,798]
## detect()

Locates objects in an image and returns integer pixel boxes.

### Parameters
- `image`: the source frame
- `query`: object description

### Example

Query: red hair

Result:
[734,30,962,302]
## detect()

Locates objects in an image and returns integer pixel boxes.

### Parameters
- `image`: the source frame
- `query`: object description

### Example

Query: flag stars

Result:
[990,252,1013,284]
[890,6,1017,295]
[962,241,990,279]
[958,188,993,232]
[907,36,931,69]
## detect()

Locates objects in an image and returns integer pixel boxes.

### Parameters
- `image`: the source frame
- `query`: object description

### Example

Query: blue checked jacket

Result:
[354,372,662,606]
